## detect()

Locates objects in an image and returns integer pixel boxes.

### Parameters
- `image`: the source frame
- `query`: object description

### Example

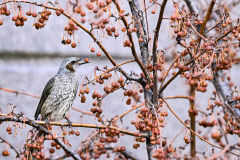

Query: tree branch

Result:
[164,95,193,100]
[0,0,137,82]
[113,103,143,122]
[0,87,93,116]
[0,115,80,160]
[83,59,136,86]
[0,136,20,158]
[0,114,148,138]
[113,0,150,82]
[158,52,203,97]
[160,98,239,157]
[213,71,240,120]
[184,0,195,13]
[199,0,215,36]
[152,0,168,102]
[189,86,196,157]
[128,0,149,65]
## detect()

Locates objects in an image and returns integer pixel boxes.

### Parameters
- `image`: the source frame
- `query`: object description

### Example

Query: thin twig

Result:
[113,0,150,82]
[0,87,93,116]
[206,145,231,160]
[0,136,20,157]
[160,98,239,157]
[164,95,193,100]
[158,52,203,97]
[83,59,135,86]
[215,26,236,42]
[113,103,144,122]
[0,87,40,98]
[190,23,208,41]
[0,0,138,82]
[72,107,94,116]
[159,54,181,91]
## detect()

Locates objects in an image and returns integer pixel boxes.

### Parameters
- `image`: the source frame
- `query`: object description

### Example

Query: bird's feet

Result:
[65,116,72,126]
[45,119,50,126]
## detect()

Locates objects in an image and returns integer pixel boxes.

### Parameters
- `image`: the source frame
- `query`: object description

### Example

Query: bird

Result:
[34,57,89,124]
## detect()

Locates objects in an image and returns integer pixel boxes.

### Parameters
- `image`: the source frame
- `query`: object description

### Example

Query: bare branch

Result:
[199,0,216,36]
[113,103,144,122]
[152,0,168,102]
[184,0,196,13]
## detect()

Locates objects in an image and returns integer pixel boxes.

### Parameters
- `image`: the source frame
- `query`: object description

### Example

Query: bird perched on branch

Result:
[34,57,89,124]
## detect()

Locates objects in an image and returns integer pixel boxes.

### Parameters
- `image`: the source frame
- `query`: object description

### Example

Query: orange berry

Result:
[71,43,76,48]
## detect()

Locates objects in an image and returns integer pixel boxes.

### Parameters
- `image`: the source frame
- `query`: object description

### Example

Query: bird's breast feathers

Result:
[40,74,79,120]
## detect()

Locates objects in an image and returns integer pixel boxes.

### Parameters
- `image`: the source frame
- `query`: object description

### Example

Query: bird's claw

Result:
[44,119,53,130]
[45,119,50,126]
[65,117,72,126]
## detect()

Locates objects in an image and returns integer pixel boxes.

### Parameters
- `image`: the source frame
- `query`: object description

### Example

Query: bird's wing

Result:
[34,76,56,120]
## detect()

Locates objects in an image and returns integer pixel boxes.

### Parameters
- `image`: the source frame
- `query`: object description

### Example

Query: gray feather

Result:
[34,76,56,120]
[34,57,86,122]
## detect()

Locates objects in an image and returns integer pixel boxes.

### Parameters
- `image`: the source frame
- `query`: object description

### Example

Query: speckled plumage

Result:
[34,57,88,121]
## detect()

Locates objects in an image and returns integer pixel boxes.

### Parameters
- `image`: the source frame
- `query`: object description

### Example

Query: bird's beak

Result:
[77,58,90,65]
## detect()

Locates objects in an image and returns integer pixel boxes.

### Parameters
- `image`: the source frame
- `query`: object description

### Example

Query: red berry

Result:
[75,131,80,136]
[2,149,10,156]
[56,10,61,16]
[96,52,101,57]
[91,47,95,52]
[71,43,76,48]
[84,58,89,63]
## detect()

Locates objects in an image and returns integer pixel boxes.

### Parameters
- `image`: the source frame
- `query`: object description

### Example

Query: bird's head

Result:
[57,57,89,74]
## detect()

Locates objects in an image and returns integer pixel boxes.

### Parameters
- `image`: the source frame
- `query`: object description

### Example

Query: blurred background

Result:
[0,0,239,159]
